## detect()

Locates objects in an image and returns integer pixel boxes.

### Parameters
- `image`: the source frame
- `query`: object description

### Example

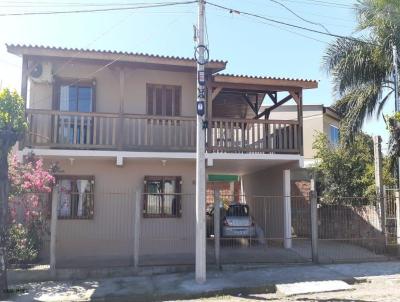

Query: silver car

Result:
[222,204,256,238]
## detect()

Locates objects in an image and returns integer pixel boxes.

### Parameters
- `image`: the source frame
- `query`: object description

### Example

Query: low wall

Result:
[318,204,385,251]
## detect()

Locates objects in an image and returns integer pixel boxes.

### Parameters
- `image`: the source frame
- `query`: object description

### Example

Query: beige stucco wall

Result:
[271,106,340,161]
[303,114,324,160]
[323,114,340,136]
[28,60,197,116]
[241,162,300,239]
[45,158,196,267]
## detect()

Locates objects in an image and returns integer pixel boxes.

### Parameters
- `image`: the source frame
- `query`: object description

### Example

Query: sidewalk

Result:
[4,261,400,302]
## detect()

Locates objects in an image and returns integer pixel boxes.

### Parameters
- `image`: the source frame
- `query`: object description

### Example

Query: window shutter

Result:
[174,87,181,116]
[165,87,173,116]
[147,86,153,115]
[155,87,163,115]
[143,177,148,215]
[176,176,182,217]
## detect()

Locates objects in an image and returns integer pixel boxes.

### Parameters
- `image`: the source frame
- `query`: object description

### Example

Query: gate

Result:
[207,192,313,265]
[385,188,400,249]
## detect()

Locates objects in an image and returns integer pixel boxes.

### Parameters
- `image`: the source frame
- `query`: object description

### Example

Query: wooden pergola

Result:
[207,74,318,155]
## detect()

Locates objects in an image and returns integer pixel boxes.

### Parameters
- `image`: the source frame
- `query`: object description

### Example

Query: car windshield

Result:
[226,205,249,217]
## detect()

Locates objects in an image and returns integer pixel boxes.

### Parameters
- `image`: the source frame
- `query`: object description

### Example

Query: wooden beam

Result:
[118,67,125,150]
[267,92,277,104]
[213,74,318,89]
[207,80,213,147]
[297,90,304,155]
[211,87,222,101]
[242,94,257,114]
[290,90,301,104]
[255,94,293,119]
[211,82,304,93]
[21,55,28,107]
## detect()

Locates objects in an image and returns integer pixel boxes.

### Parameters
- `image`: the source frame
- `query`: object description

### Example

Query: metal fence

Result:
[10,189,400,270]
[317,196,388,263]
[206,193,312,265]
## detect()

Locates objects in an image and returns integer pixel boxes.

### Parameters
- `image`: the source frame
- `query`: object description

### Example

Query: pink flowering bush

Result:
[7,153,56,264]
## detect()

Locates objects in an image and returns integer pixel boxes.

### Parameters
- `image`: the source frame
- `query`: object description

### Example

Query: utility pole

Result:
[195,0,207,283]
[392,44,400,188]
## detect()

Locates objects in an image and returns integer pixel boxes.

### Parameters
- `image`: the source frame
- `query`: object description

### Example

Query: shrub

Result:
[6,224,38,264]
[7,154,56,264]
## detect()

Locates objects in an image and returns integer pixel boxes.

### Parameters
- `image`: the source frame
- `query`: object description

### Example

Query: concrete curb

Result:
[74,284,278,302]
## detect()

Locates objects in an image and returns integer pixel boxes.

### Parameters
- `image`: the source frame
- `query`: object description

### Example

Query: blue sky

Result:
[0,0,393,150]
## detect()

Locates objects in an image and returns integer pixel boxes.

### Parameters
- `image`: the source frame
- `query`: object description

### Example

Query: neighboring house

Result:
[271,105,340,167]
[7,44,317,267]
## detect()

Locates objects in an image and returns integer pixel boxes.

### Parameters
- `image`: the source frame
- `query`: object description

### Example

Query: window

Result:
[59,84,93,113]
[57,176,94,219]
[55,80,95,145]
[329,125,340,146]
[143,176,182,217]
[146,84,181,116]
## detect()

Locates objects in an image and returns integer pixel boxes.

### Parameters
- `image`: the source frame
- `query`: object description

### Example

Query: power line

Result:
[23,15,184,107]
[0,1,190,8]
[0,1,197,17]
[52,6,141,77]
[278,0,354,9]
[268,0,331,34]
[241,14,330,45]
[206,1,374,46]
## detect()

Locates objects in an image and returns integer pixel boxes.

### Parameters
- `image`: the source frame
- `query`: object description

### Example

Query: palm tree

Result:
[323,0,400,140]
[323,0,400,171]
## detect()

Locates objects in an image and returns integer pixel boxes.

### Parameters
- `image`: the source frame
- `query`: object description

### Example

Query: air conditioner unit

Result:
[29,61,53,84]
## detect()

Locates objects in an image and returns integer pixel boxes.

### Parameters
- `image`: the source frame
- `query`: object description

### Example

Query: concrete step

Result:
[276,280,352,296]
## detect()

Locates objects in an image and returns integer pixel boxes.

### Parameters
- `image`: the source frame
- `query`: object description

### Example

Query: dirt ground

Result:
[176,276,400,302]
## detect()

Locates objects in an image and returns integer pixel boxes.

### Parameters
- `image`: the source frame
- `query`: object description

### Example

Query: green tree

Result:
[313,132,395,203]
[0,89,26,293]
[323,0,400,148]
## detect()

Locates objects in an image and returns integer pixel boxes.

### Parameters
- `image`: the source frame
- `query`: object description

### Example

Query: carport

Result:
[205,155,312,265]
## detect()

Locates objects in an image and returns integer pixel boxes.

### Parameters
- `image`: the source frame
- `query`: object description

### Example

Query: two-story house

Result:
[7,44,317,268]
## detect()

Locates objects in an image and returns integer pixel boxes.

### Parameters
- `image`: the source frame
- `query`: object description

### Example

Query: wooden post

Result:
[118,67,125,150]
[291,90,304,155]
[206,83,212,150]
[395,191,400,245]
[20,55,28,107]
[283,169,292,249]
[19,55,29,151]
[214,190,221,268]
[310,178,319,264]
[373,136,385,234]
[50,185,59,277]
[133,191,141,268]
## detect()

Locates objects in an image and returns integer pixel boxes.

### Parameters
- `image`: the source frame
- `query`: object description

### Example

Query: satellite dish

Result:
[30,63,43,78]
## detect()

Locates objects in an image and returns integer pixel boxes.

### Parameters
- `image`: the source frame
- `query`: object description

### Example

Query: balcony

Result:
[25,109,302,154]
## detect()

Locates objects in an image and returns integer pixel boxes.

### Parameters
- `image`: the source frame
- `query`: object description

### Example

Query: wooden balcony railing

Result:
[25,109,302,154]
[208,118,301,154]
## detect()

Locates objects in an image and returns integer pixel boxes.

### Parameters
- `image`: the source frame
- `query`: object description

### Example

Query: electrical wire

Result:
[24,15,185,108]
[205,1,375,46]
[241,14,330,45]
[0,1,197,17]
[278,0,354,9]
[268,0,331,34]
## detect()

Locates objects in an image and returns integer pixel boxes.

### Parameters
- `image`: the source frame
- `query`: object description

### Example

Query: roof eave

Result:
[6,44,227,73]
[323,106,341,120]
[212,74,318,90]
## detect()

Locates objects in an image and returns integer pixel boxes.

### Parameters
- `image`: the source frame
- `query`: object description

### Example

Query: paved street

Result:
[179,276,400,301]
